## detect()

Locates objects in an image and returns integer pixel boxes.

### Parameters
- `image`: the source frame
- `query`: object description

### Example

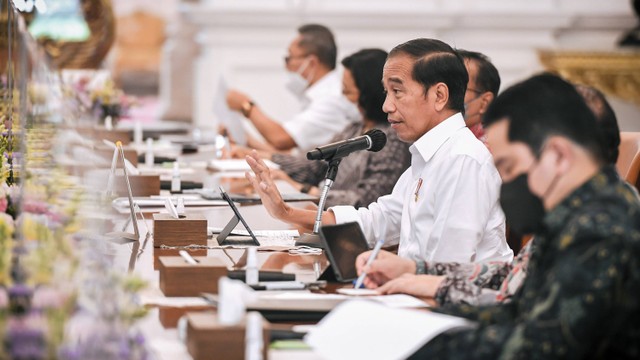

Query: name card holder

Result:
[158,256,227,296]
[153,247,207,270]
[185,312,270,360]
[153,213,207,247]
[115,174,161,197]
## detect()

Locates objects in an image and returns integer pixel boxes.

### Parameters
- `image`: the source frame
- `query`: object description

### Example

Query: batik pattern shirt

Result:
[411,166,640,359]
[423,240,533,306]
[272,122,410,208]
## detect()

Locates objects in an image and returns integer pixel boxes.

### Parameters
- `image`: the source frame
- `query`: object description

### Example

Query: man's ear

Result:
[311,54,325,69]
[545,136,573,174]
[478,92,495,115]
[433,82,449,112]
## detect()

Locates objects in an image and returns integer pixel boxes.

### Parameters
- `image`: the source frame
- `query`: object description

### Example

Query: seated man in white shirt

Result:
[245,38,513,264]
[226,24,359,152]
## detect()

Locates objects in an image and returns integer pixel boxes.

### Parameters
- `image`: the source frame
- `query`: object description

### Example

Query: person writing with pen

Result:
[358,74,640,359]
[245,38,512,264]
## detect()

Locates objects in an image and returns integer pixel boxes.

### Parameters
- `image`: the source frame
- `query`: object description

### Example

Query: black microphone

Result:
[307,129,387,161]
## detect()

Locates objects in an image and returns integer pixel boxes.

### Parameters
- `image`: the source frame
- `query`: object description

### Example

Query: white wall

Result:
[159,0,639,131]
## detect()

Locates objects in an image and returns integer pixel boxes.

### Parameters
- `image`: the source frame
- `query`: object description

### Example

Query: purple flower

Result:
[5,321,46,359]
[8,284,33,315]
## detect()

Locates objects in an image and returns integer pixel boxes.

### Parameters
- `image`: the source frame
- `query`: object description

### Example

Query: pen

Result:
[179,250,199,265]
[354,238,385,289]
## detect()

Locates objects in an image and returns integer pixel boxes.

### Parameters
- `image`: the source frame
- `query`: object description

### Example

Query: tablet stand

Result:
[216,204,260,246]
[317,265,339,282]
[295,158,342,248]
[105,143,140,243]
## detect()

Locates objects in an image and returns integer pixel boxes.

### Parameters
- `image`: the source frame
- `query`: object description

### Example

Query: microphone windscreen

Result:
[365,129,387,152]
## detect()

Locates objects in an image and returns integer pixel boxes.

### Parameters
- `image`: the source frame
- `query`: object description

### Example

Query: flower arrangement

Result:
[1,12,150,355]
[62,71,135,126]
[0,75,148,360]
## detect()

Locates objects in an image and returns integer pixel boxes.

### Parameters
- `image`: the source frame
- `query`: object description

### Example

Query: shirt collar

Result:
[409,112,466,163]
[542,165,622,235]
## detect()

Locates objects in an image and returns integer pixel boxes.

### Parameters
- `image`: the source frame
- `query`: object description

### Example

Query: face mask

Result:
[463,94,482,120]
[499,151,561,235]
[499,173,546,235]
[285,57,312,97]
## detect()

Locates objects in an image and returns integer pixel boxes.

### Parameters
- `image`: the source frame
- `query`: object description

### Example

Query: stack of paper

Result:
[305,300,475,360]
[207,159,280,172]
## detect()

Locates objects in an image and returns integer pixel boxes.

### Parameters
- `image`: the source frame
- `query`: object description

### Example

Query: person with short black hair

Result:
[357,83,631,308]
[406,73,640,359]
[246,38,513,264]
[226,24,359,151]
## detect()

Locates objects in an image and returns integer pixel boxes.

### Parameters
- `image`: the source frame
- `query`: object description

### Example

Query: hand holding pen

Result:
[354,238,385,289]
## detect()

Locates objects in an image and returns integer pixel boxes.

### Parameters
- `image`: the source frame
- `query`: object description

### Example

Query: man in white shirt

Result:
[245,38,513,264]
[226,24,359,152]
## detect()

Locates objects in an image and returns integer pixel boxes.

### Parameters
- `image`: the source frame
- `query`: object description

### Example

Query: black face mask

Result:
[499,173,546,235]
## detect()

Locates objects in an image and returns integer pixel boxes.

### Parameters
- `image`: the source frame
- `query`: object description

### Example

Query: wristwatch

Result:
[415,260,426,274]
[241,100,255,117]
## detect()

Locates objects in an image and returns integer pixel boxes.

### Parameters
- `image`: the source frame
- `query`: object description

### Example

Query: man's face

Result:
[382,55,438,143]
[463,59,495,129]
[486,118,559,199]
[463,60,483,127]
[285,36,311,76]
[486,119,535,183]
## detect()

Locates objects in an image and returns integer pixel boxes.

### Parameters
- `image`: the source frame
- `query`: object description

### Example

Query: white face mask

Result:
[285,57,312,97]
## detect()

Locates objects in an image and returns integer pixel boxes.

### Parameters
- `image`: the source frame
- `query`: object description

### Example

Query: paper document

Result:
[208,227,298,239]
[113,197,227,208]
[369,294,430,308]
[213,77,247,146]
[305,300,475,360]
[336,288,379,296]
[208,159,280,172]
[335,289,429,308]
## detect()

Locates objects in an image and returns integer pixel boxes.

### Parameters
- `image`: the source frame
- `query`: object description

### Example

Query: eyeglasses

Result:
[467,88,483,94]
[284,54,308,65]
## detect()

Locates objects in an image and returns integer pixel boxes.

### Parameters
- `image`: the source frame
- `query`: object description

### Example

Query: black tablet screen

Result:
[319,222,370,282]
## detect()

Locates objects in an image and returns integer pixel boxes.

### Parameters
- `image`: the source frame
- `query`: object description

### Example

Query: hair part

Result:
[341,48,388,124]
[297,24,337,70]
[389,38,468,113]
[483,73,606,164]
[457,49,501,96]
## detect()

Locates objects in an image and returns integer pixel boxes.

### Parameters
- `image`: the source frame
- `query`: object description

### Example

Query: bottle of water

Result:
[245,311,263,360]
[145,138,154,166]
[171,162,181,193]
[245,247,258,286]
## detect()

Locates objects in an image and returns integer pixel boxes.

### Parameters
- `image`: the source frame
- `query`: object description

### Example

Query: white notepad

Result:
[305,300,475,360]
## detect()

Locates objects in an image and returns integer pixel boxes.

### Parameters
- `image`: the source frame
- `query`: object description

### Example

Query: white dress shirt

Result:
[331,113,513,263]
[282,70,360,151]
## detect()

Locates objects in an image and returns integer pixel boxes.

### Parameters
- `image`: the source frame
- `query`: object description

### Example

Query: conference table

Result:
[112,195,331,359]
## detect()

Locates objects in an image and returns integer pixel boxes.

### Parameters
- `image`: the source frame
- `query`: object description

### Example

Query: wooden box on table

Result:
[158,256,227,296]
[185,312,270,360]
[152,213,207,247]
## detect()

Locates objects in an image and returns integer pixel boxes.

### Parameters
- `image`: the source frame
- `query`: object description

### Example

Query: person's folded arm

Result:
[246,107,297,150]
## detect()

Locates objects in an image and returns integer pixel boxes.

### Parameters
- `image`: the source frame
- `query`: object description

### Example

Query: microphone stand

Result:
[295,157,342,248]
